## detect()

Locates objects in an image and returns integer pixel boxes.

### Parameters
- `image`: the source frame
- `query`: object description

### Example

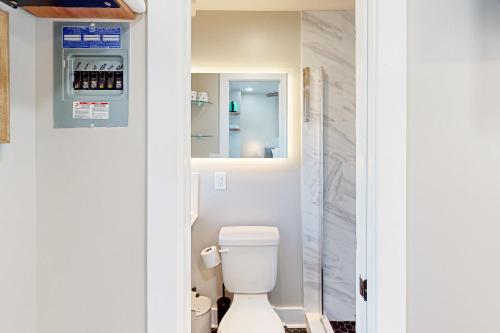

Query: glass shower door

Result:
[301,66,325,314]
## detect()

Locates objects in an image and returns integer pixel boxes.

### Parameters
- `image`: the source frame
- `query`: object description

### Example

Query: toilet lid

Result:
[218,296,284,333]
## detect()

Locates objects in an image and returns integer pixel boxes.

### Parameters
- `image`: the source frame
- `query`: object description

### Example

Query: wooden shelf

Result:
[23,0,135,19]
[0,9,9,144]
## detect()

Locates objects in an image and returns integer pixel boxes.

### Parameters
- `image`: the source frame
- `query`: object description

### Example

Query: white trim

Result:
[218,76,230,157]
[146,0,407,332]
[211,306,307,329]
[305,313,328,333]
[365,0,407,332]
[355,0,368,332]
[275,307,307,328]
[191,68,294,162]
[218,73,288,158]
[146,0,191,333]
[321,314,335,333]
[302,311,336,332]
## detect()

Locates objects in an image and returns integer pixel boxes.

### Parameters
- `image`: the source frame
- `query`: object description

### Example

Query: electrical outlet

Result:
[214,172,227,190]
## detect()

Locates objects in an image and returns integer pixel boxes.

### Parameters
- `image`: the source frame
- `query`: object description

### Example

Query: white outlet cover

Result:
[214,172,227,190]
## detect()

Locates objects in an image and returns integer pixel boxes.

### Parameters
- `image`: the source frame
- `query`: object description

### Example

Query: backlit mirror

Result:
[191,73,287,158]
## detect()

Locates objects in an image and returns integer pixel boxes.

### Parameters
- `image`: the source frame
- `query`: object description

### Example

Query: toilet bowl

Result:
[217,226,284,333]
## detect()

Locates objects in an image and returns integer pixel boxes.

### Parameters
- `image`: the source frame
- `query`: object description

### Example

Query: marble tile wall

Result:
[302,11,356,321]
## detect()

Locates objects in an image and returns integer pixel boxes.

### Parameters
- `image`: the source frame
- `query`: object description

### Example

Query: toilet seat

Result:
[217,294,285,333]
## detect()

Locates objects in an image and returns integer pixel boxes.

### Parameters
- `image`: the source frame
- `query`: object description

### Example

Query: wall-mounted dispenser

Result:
[53,22,130,128]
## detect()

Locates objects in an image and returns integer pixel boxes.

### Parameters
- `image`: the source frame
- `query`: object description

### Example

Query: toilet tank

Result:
[218,226,280,294]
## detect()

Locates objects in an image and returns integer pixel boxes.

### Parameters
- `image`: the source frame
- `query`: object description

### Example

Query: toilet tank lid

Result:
[219,226,280,246]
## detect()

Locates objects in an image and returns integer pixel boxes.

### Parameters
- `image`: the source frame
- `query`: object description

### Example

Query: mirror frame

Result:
[191,72,288,160]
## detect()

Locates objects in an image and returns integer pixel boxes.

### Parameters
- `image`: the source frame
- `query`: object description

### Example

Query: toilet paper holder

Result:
[201,246,223,269]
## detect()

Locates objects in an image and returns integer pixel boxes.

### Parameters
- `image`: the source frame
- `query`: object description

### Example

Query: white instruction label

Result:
[73,102,110,120]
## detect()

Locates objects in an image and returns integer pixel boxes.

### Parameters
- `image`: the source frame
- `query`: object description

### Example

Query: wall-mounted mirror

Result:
[191,73,287,158]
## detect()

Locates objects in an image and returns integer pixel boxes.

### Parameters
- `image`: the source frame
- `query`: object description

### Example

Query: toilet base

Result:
[217,294,285,333]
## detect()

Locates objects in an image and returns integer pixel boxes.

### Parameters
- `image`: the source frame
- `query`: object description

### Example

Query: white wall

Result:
[191,11,303,307]
[146,0,191,331]
[0,5,36,333]
[35,17,146,333]
[229,90,241,157]
[191,164,303,306]
[193,0,355,12]
[408,0,500,332]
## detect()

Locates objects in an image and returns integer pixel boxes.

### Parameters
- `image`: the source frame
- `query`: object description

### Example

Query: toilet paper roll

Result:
[201,246,221,269]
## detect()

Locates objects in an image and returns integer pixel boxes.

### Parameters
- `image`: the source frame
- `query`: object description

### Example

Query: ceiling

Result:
[192,0,355,12]
[230,81,280,95]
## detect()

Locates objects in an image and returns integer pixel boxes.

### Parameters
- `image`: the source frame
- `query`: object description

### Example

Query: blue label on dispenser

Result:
[62,26,121,49]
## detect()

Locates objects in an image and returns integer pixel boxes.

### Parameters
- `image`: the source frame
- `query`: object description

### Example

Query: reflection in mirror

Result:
[191,73,287,158]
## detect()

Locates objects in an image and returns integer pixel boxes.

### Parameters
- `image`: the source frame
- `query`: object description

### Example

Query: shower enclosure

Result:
[301,11,357,332]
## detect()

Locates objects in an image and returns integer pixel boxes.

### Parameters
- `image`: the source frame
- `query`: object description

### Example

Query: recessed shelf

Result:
[229,128,240,132]
[229,112,241,115]
[191,134,214,138]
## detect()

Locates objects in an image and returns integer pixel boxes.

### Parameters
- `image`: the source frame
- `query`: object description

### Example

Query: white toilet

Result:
[217,226,284,333]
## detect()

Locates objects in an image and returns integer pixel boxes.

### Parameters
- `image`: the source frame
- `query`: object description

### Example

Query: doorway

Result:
[145,0,407,332]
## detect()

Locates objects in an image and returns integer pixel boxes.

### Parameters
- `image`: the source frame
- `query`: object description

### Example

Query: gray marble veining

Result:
[302,11,356,321]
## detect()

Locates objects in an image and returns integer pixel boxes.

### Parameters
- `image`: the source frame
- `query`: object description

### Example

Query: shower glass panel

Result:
[301,67,324,314]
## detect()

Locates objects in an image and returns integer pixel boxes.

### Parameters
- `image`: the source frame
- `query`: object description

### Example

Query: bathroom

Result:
[0,0,363,332]
[190,2,357,333]
[5,0,500,333]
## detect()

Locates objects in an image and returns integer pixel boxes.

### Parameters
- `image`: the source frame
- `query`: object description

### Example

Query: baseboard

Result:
[305,313,331,333]
[275,307,307,328]
[210,306,306,329]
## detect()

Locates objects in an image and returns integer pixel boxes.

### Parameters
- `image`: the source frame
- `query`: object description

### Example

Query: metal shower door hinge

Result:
[303,67,311,122]
[359,276,367,301]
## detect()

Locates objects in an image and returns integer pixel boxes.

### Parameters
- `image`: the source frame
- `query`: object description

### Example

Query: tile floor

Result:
[330,321,356,333]
[210,321,355,333]
[211,328,307,333]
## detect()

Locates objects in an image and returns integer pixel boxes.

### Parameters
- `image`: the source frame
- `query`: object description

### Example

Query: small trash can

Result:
[191,292,212,333]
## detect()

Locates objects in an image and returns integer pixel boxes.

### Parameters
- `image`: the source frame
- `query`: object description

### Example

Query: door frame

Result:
[146,0,407,332]
[355,0,368,330]
[146,0,191,332]
[357,0,407,332]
